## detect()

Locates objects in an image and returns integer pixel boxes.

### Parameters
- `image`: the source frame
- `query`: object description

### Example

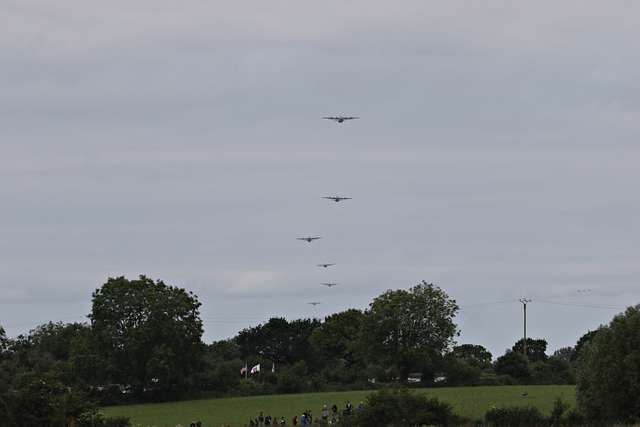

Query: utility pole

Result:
[519,298,532,358]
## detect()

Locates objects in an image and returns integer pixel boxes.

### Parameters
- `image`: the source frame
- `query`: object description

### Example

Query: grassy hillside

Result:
[103,385,575,427]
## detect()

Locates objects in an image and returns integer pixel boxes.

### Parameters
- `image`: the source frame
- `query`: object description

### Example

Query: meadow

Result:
[103,385,575,427]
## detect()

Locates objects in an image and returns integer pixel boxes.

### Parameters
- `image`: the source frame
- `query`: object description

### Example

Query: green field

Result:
[103,385,575,427]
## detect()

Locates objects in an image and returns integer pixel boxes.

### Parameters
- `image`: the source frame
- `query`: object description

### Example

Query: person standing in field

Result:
[321,404,329,423]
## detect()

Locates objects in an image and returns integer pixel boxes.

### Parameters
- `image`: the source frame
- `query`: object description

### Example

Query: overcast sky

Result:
[2,1,640,357]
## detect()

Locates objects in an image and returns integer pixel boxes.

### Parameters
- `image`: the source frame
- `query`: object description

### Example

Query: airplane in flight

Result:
[323,196,352,202]
[308,302,322,306]
[297,236,322,243]
[323,116,359,123]
[317,263,336,268]
[321,283,339,288]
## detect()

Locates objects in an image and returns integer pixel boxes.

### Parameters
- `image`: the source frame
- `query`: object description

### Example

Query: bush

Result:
[576,306,640,423]
[548,397,569,425]
[343,387,458,426]
[484,406,546,426]
[78,410,130,427]
[495,351,530,383]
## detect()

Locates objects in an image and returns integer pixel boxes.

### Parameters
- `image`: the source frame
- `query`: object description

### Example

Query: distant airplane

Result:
[323,116,359,123]
[321,283,339,288]
[297,237,322,243]
[323,196,352,202]
[317,263,336,268]
[308,302,322,306]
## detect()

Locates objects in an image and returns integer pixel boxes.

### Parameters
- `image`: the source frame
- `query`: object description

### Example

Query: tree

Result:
[236,318,320,366]
[442,355,482,386]
[0,325,7,355]
[21,322,90,362]
[451,344,492,369]
[512,338,548,362]
[571,330,598,363]
[361,282,459,381]
[310,309,365,367]
[577,306,640,423]
[552,346,574,364]
[89,275,203,396]
[494,351,530,383]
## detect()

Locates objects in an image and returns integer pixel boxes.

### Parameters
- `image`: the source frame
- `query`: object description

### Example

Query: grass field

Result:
[103,385,575,427]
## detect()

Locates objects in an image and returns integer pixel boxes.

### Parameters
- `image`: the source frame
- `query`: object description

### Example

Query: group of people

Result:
[248,401,365,426]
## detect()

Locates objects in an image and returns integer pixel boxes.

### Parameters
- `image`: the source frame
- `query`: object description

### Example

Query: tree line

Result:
[1,275,639,425]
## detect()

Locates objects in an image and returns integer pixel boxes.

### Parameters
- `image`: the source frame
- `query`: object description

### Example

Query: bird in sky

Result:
[317,263,336,268]
[321,283,339,288]
[297,236,322,243]
[323,116,359,123]
[308,302,322,306]
[323,196,352,202]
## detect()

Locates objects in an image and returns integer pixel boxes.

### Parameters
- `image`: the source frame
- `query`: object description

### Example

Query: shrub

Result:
[78,410,130,427]
[484,406,546,426]
[548,397,569,425]
[344,387,458,426]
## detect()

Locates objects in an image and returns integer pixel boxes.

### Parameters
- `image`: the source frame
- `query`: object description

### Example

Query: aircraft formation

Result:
[299,116,358,306]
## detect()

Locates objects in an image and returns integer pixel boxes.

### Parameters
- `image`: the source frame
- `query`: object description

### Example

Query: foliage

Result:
[571,330,598,363]
[0,325,8,354]
[236,318,320,365]
[452,344,493,369]
[576,305,640,423]
[361,281,459,381]
[442,354,482,386]
[552,346,574,364]
[548,397,570,425]
[78,409,130,427]
[512,338,548,363]
[344,387,457,427]
[529,357,574,385]
[309,309,365,368]
[89,275,204,397]
[484,405,546,426]
[495,351,530,383]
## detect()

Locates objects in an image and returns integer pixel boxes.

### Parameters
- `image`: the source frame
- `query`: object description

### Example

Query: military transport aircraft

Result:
[308,302,322,306]
[317,263,336,268]
[323,116,359,123]
[297,236,322,243]
[321,283,339,288]
[323,196,352,202]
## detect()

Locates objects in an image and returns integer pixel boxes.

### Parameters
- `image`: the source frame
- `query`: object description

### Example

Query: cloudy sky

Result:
[2,1,640,356]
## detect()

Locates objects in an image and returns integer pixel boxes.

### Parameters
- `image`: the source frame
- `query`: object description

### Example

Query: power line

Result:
[459,299,518,309]
[535,299,626,310]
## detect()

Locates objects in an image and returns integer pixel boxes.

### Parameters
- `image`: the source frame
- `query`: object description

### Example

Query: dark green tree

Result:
[310,309,365,367]
[236,317,320,365]
[571,330,598,362]
[442,355,482,386]
[361,282,459,381]
[577,306,640,423]
[89,275,204,396]
[552,346,574,364]
[0,325,7,355]
[451,344,492,369]
[512,338,548,362]
[494,350,530,383]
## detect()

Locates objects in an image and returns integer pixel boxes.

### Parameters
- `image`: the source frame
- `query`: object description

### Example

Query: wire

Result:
[459,299,518,309]
[535,299,627,310]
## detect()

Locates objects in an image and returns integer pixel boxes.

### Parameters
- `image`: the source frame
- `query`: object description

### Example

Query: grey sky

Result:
[2,1,640,357]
